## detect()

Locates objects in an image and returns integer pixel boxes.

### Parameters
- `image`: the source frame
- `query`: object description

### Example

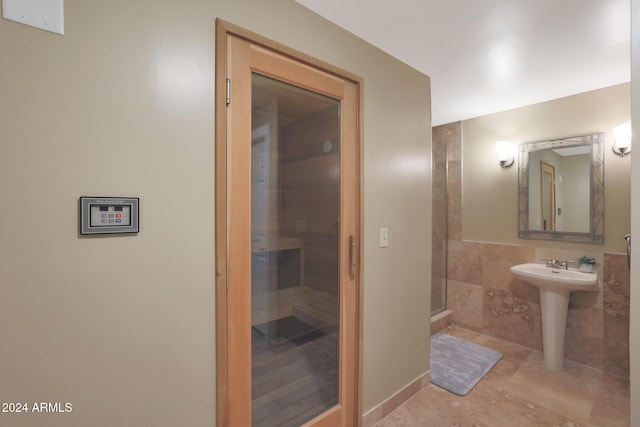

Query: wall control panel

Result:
[80,197,139,235]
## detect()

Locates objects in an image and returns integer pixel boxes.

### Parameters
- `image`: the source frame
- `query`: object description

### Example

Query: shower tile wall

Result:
[433,122,630,378]
[602,253,630,377]
[431,123,460,313]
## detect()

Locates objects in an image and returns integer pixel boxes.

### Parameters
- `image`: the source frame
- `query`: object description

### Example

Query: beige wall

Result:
[630,0,639,423]
[463,83,630,255]
[0,1,432,425]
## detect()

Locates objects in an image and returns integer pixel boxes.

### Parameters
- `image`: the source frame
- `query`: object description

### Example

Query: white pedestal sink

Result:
[510,263,599,370]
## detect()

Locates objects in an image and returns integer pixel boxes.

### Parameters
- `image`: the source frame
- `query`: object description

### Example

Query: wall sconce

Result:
[495,141,515,168]
[612,120,632,157]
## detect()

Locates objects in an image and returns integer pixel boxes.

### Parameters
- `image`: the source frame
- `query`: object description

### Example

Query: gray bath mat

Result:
[430,332,503,396]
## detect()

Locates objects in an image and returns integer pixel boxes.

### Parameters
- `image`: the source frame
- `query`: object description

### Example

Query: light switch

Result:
[380,228,389,248]
[2,0,64,35]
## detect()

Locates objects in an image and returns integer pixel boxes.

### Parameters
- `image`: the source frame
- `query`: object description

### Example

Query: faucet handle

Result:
[560,259,575,269]
[541,257,555,267]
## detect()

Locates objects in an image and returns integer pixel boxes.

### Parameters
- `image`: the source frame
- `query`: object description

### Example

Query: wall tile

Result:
[569,287,602,310]
[446,158,462,187]
[564,304,604,369]
[447,160,462,241]
[433,121,461,161]
[603,309,630,377]
[481,243,537,302]
[447,280,483,330]
[432,123,459,313]
[444,124,462,161]
[432,195,447,240]
[431,137,447,165]
[431,273,445,313]
[603,253,630,312]
[447,240,483,285]
[483,287,543,350]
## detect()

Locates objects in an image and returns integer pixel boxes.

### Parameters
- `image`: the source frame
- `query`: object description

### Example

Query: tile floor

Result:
[374,325,630,427]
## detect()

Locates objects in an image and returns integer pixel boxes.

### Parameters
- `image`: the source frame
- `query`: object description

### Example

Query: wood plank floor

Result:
[251,286,340,426]
[252,329,338,427]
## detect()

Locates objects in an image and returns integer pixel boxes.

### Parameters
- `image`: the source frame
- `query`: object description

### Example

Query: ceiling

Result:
[295,0,630,125]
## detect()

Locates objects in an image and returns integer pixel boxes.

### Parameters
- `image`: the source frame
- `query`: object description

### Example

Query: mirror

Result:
[518,133,604,244]
[540,161,556,231]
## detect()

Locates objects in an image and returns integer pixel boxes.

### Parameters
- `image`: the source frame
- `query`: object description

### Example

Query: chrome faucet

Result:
[541,257,571,270]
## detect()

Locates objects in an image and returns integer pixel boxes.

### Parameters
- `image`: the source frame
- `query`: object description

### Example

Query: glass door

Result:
[218,28,360,427]
[250,73,340,427]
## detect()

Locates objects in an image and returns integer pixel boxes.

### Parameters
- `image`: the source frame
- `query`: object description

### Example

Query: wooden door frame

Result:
[214,19,363,427]
[540,161,556,231]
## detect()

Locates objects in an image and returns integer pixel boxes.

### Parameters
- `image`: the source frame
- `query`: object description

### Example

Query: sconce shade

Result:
[496,141,515,168]
[613,121,632,157]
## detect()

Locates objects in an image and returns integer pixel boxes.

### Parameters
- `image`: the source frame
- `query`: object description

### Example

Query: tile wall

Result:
[433,122,630,378]
[430,124,455,313]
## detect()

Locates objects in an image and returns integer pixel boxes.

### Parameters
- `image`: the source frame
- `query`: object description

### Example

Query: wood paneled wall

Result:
[280,106,340,295]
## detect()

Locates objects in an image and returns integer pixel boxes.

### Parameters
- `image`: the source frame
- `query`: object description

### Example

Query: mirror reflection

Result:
[528,146,590,232]
[518,133,604,244]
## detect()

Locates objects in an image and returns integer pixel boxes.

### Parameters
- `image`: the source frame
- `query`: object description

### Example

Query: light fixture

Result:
[495,141,515,168]
[612,120,632,157]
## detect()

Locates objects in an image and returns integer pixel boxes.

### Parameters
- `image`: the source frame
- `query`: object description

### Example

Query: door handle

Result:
[625,234,631,271]
[349,235,358,279]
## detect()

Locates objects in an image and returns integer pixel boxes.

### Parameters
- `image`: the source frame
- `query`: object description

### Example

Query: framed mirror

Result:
[518,133,604,244]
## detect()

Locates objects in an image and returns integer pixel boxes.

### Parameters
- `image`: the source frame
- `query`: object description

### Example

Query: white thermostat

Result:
[80,197,139,235]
